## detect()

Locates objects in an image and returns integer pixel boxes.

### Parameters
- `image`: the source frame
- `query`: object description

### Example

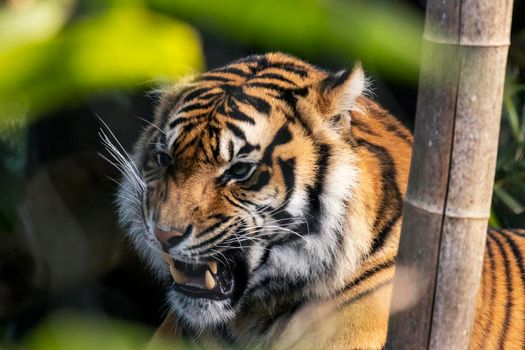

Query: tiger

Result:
[111,53,525,349]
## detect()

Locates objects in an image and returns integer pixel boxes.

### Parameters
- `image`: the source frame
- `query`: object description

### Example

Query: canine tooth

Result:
[169,264,188,284]
[205,270,216,290]
[162,253,172,265]
[208,261,218,274]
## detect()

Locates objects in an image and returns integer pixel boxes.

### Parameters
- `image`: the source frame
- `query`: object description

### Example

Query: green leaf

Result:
[148,0,423,82]
[503,93,521,143]
[0,5,203,122]
[493,186,525,215]
[489,208,502,229]
[24,312,198,350]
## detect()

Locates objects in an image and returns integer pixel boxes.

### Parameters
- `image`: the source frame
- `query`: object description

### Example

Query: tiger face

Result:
[116,53,369,329]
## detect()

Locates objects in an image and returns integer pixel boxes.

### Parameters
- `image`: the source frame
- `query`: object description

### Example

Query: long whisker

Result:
[137,116,166,135]
[98,116,147,193]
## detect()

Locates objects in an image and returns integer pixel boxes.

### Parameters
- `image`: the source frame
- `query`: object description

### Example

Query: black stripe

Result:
[177,100,216,114]
[356,139,403,254]
[261,125,293,165]
[305,144,330,232]
[341,259,395,294]
[370,214,401,254]
[237,93,271,115]
[351,118,380,136]
[238,143,260,156]
[181,121,202,135]
[174,134,200,158]
[254,72,297,85]
[207,67,250,77]
[239,55,309,78]
[169,117,190,129]
[233,194,259,208]
[263,63,308,78]
[197,216,232,237]
[225,122,246,141]
[279,87,312,135]
[188,221,239,251]
[482,233,497,339]
[228,141,234,161]
[319,70,350,93]
[208,125,222,162]
[183,87,214,101]
[386,123,413,145]
[196,91,223,101]
[247,82,286,92]
[198,75,232,83]
[225,194,250,212]
[495,230,525,287]
[242,170,271,191]
[222,99,256,125]
[169,115,207,129]
[207,214,231,221]
[278,157,296,204]
[490,231,513,348]
[510,229,525,238]
[342,279,392,307]
[271,209,293,222]
[196,137,212,163]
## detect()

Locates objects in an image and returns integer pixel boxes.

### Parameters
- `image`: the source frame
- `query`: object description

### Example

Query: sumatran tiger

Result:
[108,53,525,349]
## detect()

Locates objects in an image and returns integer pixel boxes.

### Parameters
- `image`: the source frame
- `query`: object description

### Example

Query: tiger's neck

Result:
[225,101,411,348]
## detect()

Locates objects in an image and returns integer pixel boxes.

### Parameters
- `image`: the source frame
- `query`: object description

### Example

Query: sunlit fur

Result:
[111,53,525,349]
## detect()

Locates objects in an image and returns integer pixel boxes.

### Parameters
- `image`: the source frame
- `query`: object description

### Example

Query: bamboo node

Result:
[422,34,510,48]
[404,198,490,220]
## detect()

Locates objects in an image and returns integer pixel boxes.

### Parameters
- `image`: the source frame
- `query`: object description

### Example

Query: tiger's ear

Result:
[318,63,365,117]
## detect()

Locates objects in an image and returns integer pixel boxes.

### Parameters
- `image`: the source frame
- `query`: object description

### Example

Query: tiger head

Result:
[116,53,372,330]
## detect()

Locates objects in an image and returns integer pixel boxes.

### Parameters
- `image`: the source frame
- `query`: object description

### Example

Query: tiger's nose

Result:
[154,226,190,248]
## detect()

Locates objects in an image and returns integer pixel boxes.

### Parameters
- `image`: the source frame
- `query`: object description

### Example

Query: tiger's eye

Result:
[227,162,256,181]
[155,151,172,167]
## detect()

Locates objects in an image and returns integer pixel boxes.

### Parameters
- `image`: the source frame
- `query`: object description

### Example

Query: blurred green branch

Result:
[0,1,203,122]
[20,312,198,350]
[148,0,423,81]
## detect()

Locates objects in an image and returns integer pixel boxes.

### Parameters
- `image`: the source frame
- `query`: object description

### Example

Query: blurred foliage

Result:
[149,0,423,82]
[0,0,203,121]
[0,119,26,234]
[15,312,193,350]
[0,0,74,52]
[490,70,525,229]
[0,0,523,346]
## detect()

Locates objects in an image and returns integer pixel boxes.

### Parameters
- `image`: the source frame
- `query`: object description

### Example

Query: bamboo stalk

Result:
[386,1,514,349]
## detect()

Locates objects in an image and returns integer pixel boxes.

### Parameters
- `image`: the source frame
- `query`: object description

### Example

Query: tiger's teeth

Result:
[162,253,172,265]
[169,264,188,284]
[208,261,218,274]
[205,270,216,290]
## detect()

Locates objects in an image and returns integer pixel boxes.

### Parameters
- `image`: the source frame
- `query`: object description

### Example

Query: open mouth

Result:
[163,253,235,300]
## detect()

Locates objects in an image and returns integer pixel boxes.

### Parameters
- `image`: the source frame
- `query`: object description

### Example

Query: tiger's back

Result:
[472,229,525,349]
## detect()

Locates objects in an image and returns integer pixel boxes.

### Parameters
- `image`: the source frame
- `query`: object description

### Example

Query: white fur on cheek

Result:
[115,150,167,280]
[246,139,365,300]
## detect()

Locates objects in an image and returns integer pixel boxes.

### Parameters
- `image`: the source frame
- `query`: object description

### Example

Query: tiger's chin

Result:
[162,253,249,329]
